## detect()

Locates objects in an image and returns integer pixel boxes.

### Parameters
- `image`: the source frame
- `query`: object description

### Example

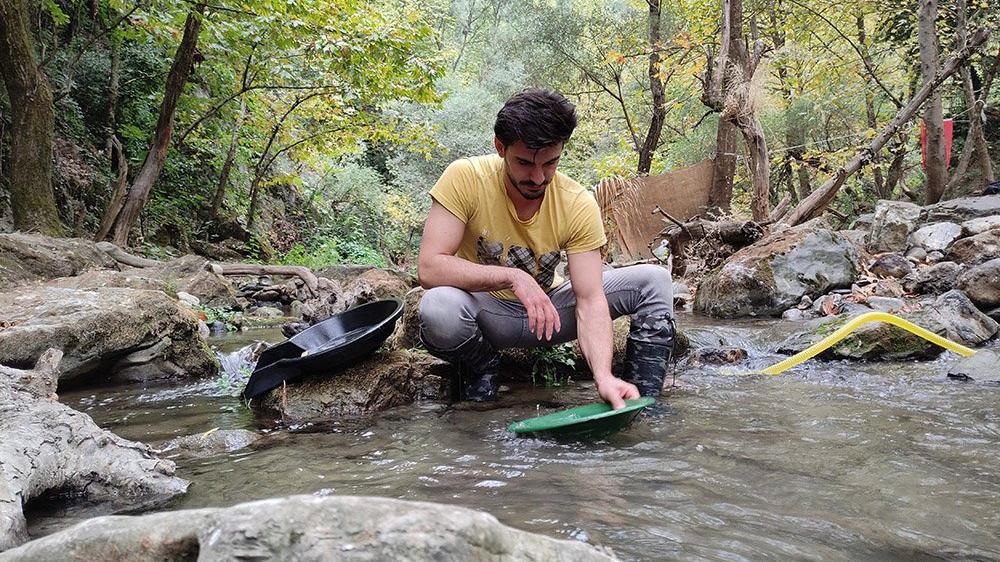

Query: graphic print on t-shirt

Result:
[478,237,561,291]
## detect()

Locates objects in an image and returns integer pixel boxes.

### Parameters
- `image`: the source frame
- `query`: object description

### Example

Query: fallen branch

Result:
[96,241,161,268]
[213,264,318,295]
[96,242,319,296]
[783,26,993,226]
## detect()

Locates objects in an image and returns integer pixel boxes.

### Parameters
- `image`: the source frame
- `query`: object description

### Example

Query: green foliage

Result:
[194,304,240,332]
[530,343,580,388]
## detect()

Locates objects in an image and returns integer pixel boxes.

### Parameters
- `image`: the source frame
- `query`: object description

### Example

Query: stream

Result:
[38,313,1000,561]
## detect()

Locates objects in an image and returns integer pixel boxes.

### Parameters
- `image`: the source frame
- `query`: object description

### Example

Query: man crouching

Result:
[417,88,675,408]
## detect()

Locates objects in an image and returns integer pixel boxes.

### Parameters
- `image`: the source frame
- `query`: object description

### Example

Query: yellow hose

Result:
[758,311,977,376]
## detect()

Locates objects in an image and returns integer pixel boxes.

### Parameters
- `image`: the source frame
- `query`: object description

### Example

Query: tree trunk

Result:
[954,0,993,188]
[918,0,947,204]
[95,32,128,242]
[99,5,205,247]
[0,0,63,235]
[783,26,991,226]
[708,121,738,213]
[723,8,770,221]
[211,95,247,218]
[704,0,743,213]
[740,115,770,221]
[858,14,888,198]
[637,0,665,175]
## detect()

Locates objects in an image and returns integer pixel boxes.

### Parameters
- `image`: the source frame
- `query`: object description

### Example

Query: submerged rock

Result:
[0,495,616,561]
[777,290,997,361]
[686,347,748,365]
[0,286,218,385]
[160,429,261,457]
[695,226,862,318]
[258,349,450,419]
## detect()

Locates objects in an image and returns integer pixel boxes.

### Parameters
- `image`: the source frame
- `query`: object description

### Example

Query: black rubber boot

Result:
[622,339,673,396]
[423,333,500,402]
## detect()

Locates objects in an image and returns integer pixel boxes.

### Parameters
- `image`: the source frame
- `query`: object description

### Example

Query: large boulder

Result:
[1,350,189,551]
[902,261,963,295]
[868,253,913,279]
[867,200,922,253]
[907,222,962,252]
[922,194,1000,223]
[956,258,1000,308]
[947,349,1000,383]
[961,215,1000,236]
[0,233,116,289]
[339,267,414,310]
[0,286,218,385]
[259,349,450,419]
[44,267,238,309]
[778,290,997,361]
[945,227,1000,266]
[695,226,862,318]
[0,495,616,561]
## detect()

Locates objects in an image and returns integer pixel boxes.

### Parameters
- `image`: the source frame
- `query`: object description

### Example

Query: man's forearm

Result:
[575,295,614,381]
[418,254,516,293]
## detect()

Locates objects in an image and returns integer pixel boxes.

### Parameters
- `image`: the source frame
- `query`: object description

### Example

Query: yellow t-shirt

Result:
[429,154,606,300]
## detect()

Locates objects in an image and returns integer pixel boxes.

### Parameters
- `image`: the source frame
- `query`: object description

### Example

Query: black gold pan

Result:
[241,299,404,400]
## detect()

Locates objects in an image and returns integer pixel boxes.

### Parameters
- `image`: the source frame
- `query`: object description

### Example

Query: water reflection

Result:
[47,316,1000,561]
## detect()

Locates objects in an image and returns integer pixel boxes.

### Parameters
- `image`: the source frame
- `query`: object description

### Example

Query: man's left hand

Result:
[595,376,640,409]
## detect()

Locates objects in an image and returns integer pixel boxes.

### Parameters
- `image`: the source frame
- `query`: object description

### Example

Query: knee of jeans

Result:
[629,264,672,295]
[418,287,473,350]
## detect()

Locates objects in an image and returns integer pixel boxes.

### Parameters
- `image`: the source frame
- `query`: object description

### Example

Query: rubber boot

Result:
[424,333,500,402]
[622,339,672,397]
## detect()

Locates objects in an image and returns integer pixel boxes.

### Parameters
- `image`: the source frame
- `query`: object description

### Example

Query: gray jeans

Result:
[418,264,674,354]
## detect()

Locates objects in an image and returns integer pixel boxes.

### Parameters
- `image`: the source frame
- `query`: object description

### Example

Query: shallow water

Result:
[44,315,1000,561]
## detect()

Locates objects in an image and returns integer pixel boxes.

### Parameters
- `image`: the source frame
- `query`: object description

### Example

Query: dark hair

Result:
[494,88,577,149]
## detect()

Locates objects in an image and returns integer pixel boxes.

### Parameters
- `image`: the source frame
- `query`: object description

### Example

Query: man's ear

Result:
[494,136,505,157]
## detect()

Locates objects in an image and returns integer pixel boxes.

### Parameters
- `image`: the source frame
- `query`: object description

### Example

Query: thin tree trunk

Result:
[918,0,947,204]
[725,10,770,221]
[955,0,993,187]
[884,134,910,196]
[95,31,127,241]
[740,116,770,221]
[246,174,264,232]
[211,96,246,218]
[858,14,887,198]
[709,121,739,213]
[637,0,665,175]
[0,0,63,235]
[704,0,741,213]
[100,5,205,246]
[784,26,991,226]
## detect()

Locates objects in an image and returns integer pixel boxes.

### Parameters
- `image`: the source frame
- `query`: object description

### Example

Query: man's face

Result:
[494,138,563,201]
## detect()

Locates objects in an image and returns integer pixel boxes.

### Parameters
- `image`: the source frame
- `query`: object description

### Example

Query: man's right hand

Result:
[509,269,560,341]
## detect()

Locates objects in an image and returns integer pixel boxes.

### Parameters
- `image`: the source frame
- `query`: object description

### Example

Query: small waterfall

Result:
[215,342,268,394]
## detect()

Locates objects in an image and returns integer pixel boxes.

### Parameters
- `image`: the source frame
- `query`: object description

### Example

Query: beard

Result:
[507,170,549,200]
